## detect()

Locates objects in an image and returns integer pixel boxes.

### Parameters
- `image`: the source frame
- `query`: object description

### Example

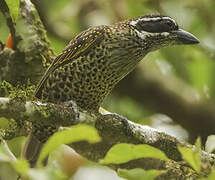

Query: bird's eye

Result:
[165,20,178,31]
[166,20,173,27]
[134,19,178,33]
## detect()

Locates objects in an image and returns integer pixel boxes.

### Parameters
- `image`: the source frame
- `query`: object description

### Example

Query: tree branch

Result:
[0,97,214,179]
[115,66,215,143]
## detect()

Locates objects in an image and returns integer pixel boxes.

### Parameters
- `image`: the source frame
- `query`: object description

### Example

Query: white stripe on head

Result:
[130,20,138,26]
[134,29,170,40]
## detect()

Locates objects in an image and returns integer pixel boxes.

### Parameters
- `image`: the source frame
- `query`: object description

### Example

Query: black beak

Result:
[173,29,200,44]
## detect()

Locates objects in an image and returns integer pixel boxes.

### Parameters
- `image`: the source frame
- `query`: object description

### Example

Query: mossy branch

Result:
[0,97,214,179]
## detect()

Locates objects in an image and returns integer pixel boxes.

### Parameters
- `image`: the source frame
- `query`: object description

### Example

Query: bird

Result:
[23,14,199,167]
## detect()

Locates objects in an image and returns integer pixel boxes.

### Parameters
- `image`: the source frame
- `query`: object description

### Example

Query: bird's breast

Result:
[39,33,145,112]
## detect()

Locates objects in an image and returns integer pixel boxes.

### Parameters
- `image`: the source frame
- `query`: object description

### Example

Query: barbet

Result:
[23,15,199,167]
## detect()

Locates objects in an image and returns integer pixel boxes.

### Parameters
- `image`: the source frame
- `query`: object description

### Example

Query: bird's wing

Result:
[35,27,105,98]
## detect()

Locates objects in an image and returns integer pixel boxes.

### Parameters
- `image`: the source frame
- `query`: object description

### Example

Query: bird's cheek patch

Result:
[135,29,170,40]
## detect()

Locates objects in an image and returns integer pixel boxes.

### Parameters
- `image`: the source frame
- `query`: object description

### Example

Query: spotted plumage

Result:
[25,15,199,167]
[35,23,146,111]
[36,15,190,112]
[35,15,199,113]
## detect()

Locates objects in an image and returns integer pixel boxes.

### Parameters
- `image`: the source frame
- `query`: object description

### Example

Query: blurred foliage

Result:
[1,0,215,179]
[103,93,152,124]
[0,13,9,42]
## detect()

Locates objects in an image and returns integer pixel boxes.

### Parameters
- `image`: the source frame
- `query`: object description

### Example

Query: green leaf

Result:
[37,124,100,165]
[101,143,169,164]
[205,135,215,153]
[195,137,202,151]
[118,168,164,180]
[12,159,30,177]
[5,0,20,23]
[0,143,30,177]
[198,168,215,180]
[177,145,201,172]
[205,168,215,180]
[0,117,9,128]
[0,145,11,162]
[28,167,68,180]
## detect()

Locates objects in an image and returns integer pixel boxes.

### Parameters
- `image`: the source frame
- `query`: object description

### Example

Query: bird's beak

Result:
[172,29,200,44]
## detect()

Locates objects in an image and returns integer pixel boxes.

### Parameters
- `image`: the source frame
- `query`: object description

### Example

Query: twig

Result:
[0,0,20,49]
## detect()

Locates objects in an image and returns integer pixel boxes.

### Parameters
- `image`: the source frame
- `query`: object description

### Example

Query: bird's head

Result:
[129,15,199,51]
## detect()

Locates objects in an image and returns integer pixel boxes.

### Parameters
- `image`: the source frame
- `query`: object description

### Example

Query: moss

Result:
[0,80,35,101]
[35,103,51,120]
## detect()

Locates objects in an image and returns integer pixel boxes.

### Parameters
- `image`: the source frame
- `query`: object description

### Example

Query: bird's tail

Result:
[22,131,45,167]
